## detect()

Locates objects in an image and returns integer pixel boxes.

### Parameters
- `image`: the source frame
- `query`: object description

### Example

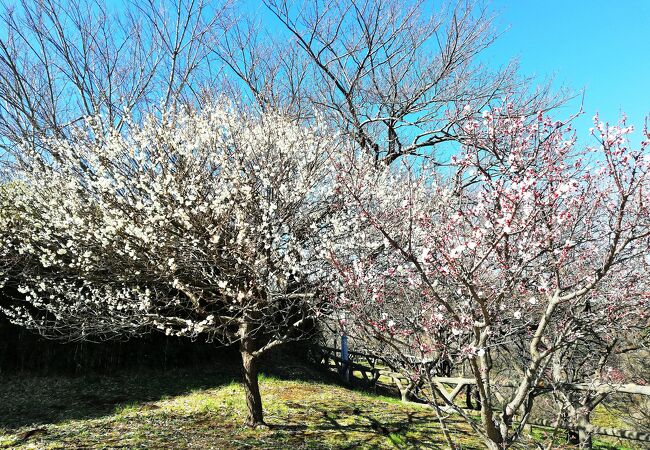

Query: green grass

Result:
[0,364,641,449]
[0,364,482,449]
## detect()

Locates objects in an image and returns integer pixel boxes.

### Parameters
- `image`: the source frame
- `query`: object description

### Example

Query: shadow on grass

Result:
[1,356,481,449]
[0,360,489,450]
[264,404,476,449]
[0,355,360,431]
[0,360,245,431]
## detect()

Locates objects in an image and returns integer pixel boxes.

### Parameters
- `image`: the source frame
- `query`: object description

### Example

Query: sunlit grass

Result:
[0,366,640,449]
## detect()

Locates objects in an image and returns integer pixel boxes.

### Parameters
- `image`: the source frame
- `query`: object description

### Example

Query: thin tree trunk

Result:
[470,356,502,447]
[482,408,503,450]
[240,335,264,427]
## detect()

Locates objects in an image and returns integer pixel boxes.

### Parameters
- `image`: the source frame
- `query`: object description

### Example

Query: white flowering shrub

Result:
[2,103,341,425]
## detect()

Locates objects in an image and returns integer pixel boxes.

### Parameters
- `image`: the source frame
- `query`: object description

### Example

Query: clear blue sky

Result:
[484,0,650,141]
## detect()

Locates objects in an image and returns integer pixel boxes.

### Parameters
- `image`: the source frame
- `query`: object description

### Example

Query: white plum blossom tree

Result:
[0,182,24,289]
[1,103,341,426]
[326,108,650,449]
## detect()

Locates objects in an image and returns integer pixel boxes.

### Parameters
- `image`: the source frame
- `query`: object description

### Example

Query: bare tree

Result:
[217,0,568,165]
[0,0,229,161]
[0,0,569,168]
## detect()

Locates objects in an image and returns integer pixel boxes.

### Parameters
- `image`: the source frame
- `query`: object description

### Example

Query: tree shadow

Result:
[0,361,243,431]
[1,355,479,449]
[0,354,343,432]
[265,404,478,449]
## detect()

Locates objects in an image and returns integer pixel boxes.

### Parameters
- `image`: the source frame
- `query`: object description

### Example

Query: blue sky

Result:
[484,0,650,141]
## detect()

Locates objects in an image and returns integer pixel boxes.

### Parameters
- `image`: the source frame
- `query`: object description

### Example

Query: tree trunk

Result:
[465,384,474,410]
[565,400,594,449]
[240,336,264,427]
[483,412,503,449]
[575,412,592,449]
[483,440,502,450]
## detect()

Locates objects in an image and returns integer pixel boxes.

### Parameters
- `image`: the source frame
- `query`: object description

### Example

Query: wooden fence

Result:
[315,345,650,443]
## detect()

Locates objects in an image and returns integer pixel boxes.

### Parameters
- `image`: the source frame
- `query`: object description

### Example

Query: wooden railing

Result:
[314,345,650,443]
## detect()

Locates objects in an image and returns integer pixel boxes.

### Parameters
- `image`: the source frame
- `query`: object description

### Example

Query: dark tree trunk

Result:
[465,384,474,410]
[240,335,264,426]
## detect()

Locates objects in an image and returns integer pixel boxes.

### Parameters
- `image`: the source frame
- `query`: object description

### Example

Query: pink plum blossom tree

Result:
[326,108,650,448]
[1,103,341,426]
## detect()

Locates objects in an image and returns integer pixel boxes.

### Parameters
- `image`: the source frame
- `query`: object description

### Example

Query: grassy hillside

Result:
[0,364,637,449]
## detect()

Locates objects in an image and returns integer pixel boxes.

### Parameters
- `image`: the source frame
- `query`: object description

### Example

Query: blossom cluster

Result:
[325,108,650,373]
[1,103,342,343]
